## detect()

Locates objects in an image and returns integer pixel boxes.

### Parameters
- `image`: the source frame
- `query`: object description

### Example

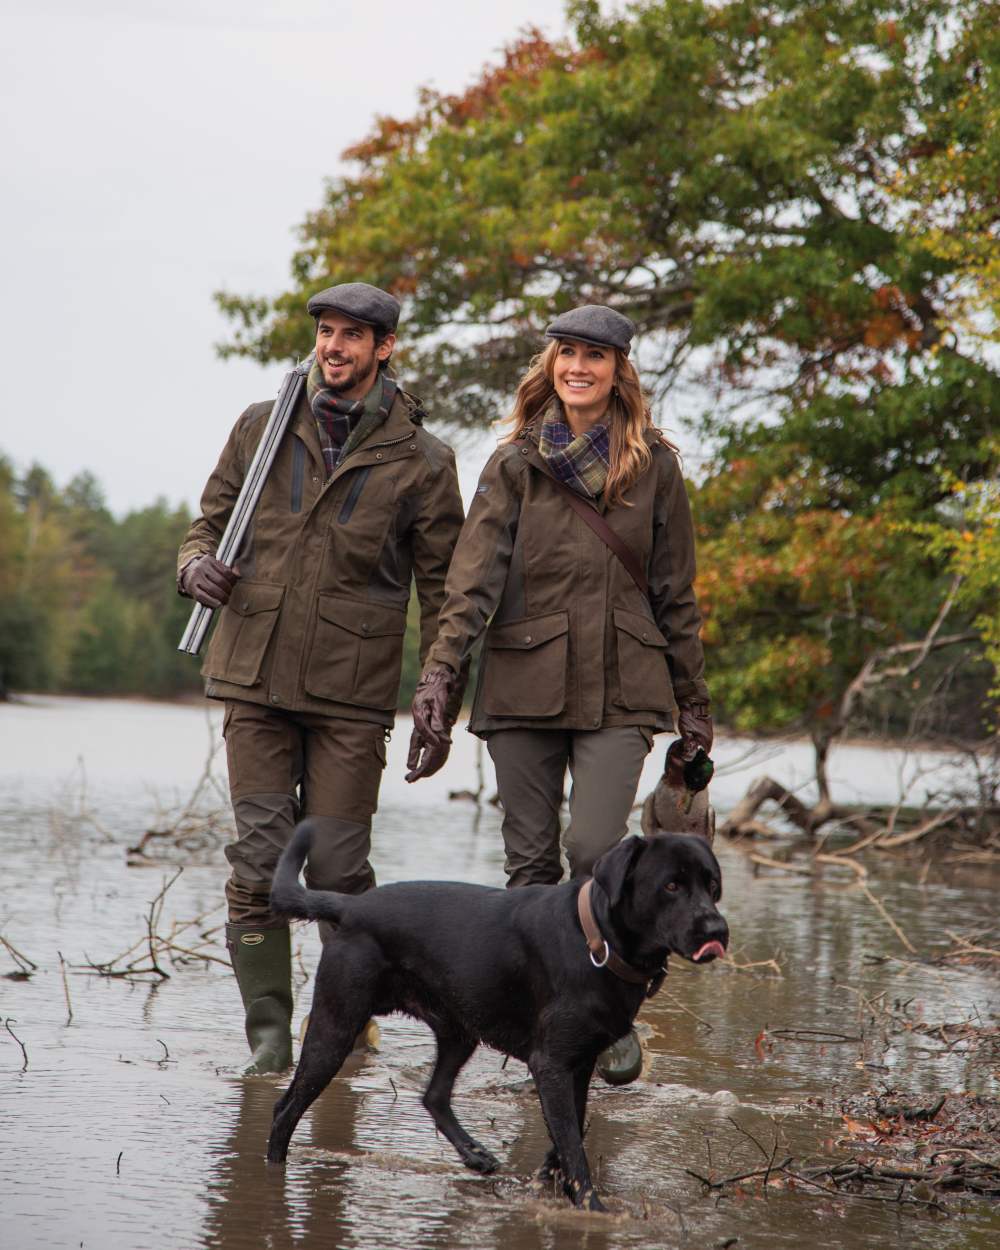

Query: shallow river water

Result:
[1,696,997,1250]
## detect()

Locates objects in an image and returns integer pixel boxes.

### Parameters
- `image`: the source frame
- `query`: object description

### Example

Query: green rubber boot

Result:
[226,924,294,1076]
[596,1028,643,1086]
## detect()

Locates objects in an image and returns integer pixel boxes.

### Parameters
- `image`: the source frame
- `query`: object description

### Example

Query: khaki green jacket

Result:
[426,426,709,736]
[178,382,464,725]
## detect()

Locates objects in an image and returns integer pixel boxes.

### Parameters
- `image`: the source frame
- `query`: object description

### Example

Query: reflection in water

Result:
[201,1078,358,1250]
[1,697,998,1250]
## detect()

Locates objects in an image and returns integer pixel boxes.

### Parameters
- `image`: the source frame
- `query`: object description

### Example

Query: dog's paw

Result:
[585,1188,608,1213]
[459,1140,500,1174]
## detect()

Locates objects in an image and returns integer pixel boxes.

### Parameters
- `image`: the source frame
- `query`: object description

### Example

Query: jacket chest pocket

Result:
[480,610,569,718]
[613,607,673,712]
[304,594,407,711]
[203,581,285,687]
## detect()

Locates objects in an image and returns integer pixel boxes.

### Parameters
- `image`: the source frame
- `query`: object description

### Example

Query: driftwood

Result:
[719,776,879,839]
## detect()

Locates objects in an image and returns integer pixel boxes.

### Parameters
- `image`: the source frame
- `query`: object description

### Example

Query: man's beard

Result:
[321,352,377,395]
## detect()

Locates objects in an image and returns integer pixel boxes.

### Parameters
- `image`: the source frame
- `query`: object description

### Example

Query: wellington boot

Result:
[226,924,294,1076]
[596,1027,643,1086]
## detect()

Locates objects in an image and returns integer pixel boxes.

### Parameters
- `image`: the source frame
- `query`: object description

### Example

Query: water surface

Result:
[1,696,997,1249]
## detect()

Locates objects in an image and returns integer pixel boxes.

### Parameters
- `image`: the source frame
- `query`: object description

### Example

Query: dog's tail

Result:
[269,819,351,925]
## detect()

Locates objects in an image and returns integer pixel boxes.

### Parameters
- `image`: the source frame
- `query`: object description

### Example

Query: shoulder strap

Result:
[547,475,649,598]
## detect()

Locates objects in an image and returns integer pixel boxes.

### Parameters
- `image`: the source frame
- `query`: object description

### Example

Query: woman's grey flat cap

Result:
[545,304,635,354]
[306,282,400,332]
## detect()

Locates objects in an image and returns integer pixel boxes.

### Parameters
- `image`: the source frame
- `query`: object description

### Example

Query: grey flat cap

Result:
[545,304,635,354]
[307,282,400,332]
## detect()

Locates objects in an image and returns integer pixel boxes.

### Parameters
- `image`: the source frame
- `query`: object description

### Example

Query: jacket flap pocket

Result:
[230,582,285,617]
[487,610,569,651]
[613,607,667,648]
[316,594,406,639]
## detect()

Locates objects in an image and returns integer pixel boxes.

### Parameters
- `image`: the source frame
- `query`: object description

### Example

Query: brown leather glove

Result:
[406,666,455,783]
[181,554,239,608]
[676,699,713,759]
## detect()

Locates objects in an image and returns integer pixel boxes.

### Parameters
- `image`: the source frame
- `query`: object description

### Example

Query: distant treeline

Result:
[0,458,198,699]
[0,456,429,704]
[0,449,994,757]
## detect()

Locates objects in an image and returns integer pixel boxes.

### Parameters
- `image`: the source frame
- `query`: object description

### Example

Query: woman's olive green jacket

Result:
[426,425,710,737]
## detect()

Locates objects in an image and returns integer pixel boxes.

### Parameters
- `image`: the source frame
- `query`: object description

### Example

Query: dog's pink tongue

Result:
[692,940,726,962]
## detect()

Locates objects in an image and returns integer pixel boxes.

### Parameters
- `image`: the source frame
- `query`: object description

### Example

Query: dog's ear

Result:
[592,835,646,908]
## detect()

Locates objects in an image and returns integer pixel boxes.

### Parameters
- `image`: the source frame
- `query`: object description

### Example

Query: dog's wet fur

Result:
[267,822,728,1211]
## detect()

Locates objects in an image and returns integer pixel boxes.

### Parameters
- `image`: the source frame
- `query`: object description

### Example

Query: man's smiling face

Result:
[314,311,395,399]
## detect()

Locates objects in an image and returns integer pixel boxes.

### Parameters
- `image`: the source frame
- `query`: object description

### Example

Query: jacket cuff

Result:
[672,678,711,705]
[445,656,471,725]
[176,555,198,598]
[425,644,461,676]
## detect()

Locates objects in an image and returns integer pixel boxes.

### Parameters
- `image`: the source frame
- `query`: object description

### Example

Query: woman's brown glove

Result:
[676,699,713,759]
[406,666,455,782]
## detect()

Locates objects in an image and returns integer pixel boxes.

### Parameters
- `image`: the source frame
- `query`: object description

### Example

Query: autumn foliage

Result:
[217,0,1000,746]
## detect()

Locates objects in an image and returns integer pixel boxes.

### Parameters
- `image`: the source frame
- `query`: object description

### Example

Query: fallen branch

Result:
[76,880,227,981]
[749,852,813,876]
[0,935,38,976]
[722,955,783,977]
[4,1018,28,1071]
[661,992,714,1031]
[58,951,73,1024]
[877,808,963,850]
[686,1157,793,1190]
[857,884,917,954]
[814,853,868,879]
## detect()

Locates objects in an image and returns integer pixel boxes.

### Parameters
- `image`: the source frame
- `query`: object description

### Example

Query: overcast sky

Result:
[1,0,573,514]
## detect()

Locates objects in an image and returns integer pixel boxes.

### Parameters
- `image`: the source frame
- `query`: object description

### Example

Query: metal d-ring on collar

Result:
[590,940,610,969]
[576,878,668,999]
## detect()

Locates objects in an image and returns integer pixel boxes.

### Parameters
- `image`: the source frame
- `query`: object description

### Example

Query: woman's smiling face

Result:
[551,338,616,426]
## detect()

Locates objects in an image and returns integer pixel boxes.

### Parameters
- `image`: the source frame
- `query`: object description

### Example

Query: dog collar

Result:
[577,879,668,999]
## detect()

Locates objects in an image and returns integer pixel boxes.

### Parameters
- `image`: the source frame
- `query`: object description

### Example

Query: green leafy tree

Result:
[216,0,998,774]
[0,455,199,699]
[217,0,990,430]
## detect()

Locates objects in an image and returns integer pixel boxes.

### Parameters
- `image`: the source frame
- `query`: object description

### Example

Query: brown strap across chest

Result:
[577,879,667,998]
[547,476,650,598]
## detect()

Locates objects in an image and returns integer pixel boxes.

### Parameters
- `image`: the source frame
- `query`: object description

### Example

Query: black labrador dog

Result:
[267,821,728,1211]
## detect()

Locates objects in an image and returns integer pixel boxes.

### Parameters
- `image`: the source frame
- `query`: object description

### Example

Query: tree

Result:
[0,455,200,699]
[217,0,998,781]
[218,1,991,428]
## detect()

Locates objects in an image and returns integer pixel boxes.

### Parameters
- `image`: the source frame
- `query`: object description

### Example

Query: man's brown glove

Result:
[676,699,714,760]
[181,554,240,609]
[406,666,455,782]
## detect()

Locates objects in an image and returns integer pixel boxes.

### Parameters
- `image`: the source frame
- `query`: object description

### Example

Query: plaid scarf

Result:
[537,407,610,498]
[307,362,390,477]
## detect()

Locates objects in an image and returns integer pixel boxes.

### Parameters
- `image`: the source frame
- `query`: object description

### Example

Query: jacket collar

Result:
[293,380,420,474]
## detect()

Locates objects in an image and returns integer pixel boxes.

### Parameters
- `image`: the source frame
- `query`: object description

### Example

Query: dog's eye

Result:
[710,881,721,901]
[664,882,679,893]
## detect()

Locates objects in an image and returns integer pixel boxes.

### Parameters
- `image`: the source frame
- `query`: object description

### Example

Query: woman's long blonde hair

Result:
[501,340,672,506]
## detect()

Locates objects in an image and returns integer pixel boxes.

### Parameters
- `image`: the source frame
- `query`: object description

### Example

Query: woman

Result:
[409,305,712,1083]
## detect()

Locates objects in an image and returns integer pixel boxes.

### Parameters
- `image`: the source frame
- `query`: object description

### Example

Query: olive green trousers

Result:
[222,699,388,923]
[486,725,653,888]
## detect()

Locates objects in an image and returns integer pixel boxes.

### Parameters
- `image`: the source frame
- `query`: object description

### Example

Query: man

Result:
[178,282,463,1074]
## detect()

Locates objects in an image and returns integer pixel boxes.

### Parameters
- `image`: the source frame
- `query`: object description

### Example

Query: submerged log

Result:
[718,776,879,839]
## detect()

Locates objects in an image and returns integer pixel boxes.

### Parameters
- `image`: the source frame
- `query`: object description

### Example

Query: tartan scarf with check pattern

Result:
[307,361,389,477]
[537,403,610,498]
